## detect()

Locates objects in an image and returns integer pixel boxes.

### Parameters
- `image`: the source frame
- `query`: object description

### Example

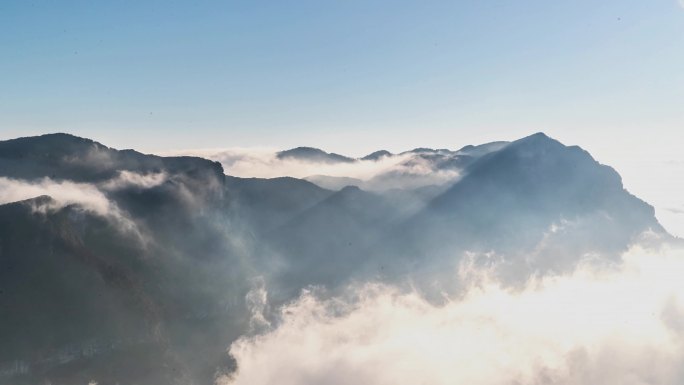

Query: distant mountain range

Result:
[272,141,508,191]
[275,141,510,165]
[0,132,670,384]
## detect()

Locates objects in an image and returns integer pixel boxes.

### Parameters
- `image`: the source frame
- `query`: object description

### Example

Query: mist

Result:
[0,176,116,216]
[0,132,677,385]
[165,148,463,191]
[224,244,684,385]
[4,0,683,382]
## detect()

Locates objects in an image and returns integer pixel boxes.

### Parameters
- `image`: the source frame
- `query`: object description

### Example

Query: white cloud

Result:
[245,277,272,333]
[166,148,402,180]
[99,170,168,191]
[163,148,461,191]
[0,176,143,240]
[0,176,117,216]
[222,245,684,385]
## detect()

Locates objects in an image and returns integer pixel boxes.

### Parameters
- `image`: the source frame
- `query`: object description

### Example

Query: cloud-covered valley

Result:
[166,146,475,191]
[224,244,684,385]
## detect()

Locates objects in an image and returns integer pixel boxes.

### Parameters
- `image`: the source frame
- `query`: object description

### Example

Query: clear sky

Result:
[1,0,684,234]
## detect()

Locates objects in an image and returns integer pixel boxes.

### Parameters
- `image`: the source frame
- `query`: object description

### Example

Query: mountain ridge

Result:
[0,131,672,384]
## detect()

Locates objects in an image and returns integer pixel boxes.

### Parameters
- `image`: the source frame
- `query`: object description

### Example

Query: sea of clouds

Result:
[221,244,684,385]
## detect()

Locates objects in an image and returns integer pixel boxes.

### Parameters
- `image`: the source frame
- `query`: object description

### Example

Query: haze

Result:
[1,1,684,384]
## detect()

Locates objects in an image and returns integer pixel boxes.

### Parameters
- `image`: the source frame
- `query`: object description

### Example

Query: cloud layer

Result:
[223,245,684,385]
[0,173,168,242]
[165,148,461,191]
[0,176,118,216]
[164,148,386,179]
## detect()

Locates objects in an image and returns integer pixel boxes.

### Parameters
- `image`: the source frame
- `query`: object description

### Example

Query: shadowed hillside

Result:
[0,132,670,384]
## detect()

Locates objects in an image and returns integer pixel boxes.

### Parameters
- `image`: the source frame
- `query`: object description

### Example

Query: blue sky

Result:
[2,0,682,153]
[2,0,684,233]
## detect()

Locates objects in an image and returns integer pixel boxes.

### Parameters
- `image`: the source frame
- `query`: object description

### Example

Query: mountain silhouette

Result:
[276,147,355,164]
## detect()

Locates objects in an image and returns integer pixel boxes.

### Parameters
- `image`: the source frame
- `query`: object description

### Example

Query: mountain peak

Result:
[339,185,362,193]
[277,147,355,164]
[528,131,551,139]
[0,132,109,153]
[0,132,225,183]
[407,147,438,154]
[514,132,556,145]
[362,150,393,161]
[38,132,93,141]
[495,132,566,157]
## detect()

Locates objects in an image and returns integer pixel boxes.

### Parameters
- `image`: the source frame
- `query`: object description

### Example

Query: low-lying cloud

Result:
[0,176,118,216]
[165,148,461,191]
[0,171,170,213]
[99,170,168,191]
[222,245,684,385]
[167,147,408,179]
[0,174,163,242]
